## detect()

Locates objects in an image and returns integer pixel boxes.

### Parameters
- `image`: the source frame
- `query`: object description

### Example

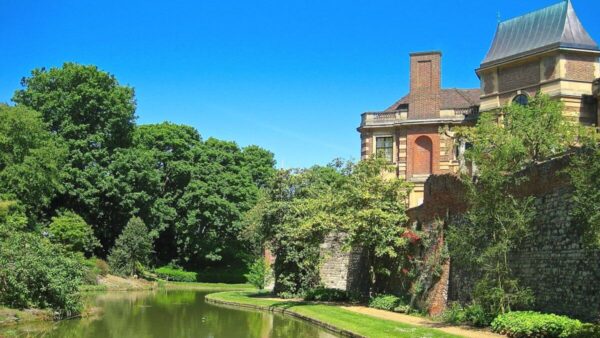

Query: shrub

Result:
[568,324,600,338]
[0,232,83,318]
[491,311,582,338]
[95,258,109,276]
[464,303,494,327]
[369,294,402,311]
[108,217,153,277]
[244,258,272,290]
[155,266,197,282]
[48,210,100,255]
[304,287,355,302]
[441,302,467,324]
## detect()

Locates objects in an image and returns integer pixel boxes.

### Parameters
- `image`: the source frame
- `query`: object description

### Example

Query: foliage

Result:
[108,217,154,277]
[449,93,584,316]
[441,302,467,324]
[196,266,249,283]
[368,294,403,311]
[491,311,582,338]
[252,158,411,296]
[567,144,600,249]
[155,266,198,282]
[441,302,494,327]
[0,104,66,221]
[568,324,600,338]
[304,287,357,302]
[13,63,136,252]
[48,210,100,255]
[0,231,83,318]
[244,258,272,290]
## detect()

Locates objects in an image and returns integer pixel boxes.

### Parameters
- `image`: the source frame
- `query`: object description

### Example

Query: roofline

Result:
[477,44,600,72]
[409,51,442,57]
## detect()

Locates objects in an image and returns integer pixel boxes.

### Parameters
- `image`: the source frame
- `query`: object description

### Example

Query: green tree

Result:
[13,63,136,252]
[254,158,411,296]
[108,217,154,277]
[0,104,66,221]
[48,210,100,255]
[449,93,584,315]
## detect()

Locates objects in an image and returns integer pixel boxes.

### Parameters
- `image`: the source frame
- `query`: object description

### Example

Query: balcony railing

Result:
[360,107,479,128]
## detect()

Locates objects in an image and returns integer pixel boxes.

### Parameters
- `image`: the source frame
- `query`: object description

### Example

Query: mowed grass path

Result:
[206,291,461,338]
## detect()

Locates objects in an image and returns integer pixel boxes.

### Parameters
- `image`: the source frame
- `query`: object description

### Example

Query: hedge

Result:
[154,266,197,282]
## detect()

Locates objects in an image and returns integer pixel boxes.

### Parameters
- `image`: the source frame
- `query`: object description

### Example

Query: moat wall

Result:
[410,156,600,321]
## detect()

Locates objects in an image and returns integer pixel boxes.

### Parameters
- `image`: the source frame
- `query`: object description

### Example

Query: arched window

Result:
[413,136,433,175]
[513,94,529,106]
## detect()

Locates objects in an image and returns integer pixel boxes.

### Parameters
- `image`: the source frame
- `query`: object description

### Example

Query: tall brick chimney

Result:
[408,51,441,119]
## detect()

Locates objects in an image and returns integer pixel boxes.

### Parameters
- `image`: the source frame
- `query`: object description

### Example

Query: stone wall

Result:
[319,233,369,294]
[411,156,600,321]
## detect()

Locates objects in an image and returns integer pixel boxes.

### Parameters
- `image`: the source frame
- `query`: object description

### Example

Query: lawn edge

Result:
[206,291,364,338]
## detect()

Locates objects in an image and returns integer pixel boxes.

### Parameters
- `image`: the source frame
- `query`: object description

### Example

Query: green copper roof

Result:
[481,0,599,68]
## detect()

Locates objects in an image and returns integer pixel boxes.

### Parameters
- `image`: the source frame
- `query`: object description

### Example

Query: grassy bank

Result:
[0,307,53,326]
[206,291,461,338]
[79,274,255,292]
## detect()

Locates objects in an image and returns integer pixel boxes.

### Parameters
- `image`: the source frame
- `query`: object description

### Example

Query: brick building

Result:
[358,0,599,207]
[358,52,479,207]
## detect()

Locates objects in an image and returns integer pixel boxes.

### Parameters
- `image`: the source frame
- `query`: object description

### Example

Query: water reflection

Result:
[0,290,339,338]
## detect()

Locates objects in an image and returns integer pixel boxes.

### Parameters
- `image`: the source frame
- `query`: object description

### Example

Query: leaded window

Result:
[375,137,393,162]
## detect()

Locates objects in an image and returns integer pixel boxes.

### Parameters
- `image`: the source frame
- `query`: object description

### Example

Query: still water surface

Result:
[0,290,339,338]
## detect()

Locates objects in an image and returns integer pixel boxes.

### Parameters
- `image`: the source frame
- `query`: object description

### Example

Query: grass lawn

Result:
[206,291,461,338]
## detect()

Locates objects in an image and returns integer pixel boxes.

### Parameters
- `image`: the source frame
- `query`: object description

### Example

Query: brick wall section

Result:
[498,61,540,93]
[408,52,441,119]
[565,54,598,82]
[410,157,600,321]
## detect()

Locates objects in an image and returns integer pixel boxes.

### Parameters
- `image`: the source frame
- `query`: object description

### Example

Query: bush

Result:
[568,324,600,338]
[441,302,467,324]
[369,294,402,311]
[95,258,109,276]
[304,287,355,302]
[464,303,494,327]
[48,211,100,255]
[491,311,582,338]
[0,232,83,318]
[244,258,272,290]
[155,266,197,282]
[108,217,153,277]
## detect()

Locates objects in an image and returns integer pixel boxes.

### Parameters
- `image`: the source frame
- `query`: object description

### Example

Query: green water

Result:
[0,290,339,338]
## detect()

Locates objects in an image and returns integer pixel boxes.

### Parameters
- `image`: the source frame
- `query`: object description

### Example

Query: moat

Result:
[0,290,338,338]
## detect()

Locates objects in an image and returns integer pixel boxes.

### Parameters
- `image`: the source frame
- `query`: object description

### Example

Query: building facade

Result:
[358,52,479,207]
[477,0,600,122]
[358,0,600,207]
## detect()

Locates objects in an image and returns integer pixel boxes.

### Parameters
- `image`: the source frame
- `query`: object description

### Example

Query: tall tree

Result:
[13,63,136,250]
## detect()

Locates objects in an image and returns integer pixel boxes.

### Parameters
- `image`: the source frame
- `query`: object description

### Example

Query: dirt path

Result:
[341,306,504,338]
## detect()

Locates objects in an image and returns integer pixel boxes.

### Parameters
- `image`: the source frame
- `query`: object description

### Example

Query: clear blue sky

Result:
[1,0,599,168]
